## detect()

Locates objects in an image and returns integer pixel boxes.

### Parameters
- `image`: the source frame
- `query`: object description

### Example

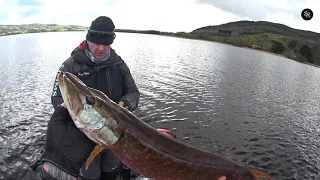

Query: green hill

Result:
[112,21,320,65]
[180,21,320,65]
[192,20,320,42]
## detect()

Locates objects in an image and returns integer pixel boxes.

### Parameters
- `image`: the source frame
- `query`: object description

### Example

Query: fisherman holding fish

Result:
[49,16,141,180]
[22,103,227,180]
[22,16,228,180]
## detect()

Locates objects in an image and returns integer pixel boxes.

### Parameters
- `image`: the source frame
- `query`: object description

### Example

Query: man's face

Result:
[87,41,110,59]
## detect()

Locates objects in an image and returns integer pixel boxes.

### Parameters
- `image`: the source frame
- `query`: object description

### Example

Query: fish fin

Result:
[249,168,272,180]
[85,145,105,170]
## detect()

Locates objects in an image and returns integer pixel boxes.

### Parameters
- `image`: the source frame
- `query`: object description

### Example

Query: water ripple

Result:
[0,32,320,179]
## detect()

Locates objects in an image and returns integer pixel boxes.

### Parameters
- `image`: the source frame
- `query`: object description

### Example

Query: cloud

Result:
[195,0,319,32]
[19,6,42,17]
[17,0,43,6]
[196,0,303,20]
[0,0,319,33]
[0,10,8,19]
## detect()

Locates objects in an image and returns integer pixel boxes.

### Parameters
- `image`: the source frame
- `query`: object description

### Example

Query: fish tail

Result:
[249,168,272,180]
[85,145,105,170]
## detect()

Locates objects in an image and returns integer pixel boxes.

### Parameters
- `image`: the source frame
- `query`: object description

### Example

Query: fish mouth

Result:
[58,72,92,117]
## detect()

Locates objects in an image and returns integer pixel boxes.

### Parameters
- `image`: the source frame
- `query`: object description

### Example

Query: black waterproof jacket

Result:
[51,40,140,111]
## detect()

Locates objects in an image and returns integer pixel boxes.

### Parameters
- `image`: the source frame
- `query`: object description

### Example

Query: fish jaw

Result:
[57,71,121,146]
[58,71,86,119]
[76,103,120,146]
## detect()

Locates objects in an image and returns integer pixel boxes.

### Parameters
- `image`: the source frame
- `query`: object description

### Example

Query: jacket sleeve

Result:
[21,160,53,180]
[21,167,46,180]
[51,60,72,109]
[119,63,140,112]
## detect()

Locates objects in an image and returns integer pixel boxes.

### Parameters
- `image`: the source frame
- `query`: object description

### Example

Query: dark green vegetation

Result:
[1,21,320,66]
[190,21,320,65]
[121,21,320,66]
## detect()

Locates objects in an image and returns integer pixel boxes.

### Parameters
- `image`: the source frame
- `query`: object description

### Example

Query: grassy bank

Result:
[115,29,320,66]
[0,24,87,36]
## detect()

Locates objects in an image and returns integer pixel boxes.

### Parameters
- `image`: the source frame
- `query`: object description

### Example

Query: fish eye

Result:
[86,96,95,105]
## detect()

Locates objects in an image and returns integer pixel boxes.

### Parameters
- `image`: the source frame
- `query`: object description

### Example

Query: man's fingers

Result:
[217,176,226,180]
[119,101,124,107]
[119,101,129,109]
[61,103,66,108]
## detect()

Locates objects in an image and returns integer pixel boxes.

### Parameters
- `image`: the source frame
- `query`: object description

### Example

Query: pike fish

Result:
[58,71,272,180]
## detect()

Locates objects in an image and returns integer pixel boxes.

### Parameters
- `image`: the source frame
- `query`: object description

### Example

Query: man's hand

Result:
[60,102,66,108]
[119,101,129,110]
[217,176,226,180]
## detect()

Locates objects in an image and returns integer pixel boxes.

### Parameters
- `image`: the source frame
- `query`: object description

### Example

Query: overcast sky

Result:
[0,0,319,33]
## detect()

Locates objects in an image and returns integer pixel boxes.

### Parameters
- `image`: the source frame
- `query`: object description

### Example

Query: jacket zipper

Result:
[95,65,112,98]
[106,69,112,98]
[95,66,100,95]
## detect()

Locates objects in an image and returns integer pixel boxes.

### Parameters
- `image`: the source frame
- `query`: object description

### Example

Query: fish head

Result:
[58,71,122,146]
[58,71,88,118]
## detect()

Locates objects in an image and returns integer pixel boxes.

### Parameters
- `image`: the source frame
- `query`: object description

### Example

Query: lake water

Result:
[0,32,320,180]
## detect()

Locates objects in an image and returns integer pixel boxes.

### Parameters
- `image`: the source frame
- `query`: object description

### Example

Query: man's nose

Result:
[97,44,105,50]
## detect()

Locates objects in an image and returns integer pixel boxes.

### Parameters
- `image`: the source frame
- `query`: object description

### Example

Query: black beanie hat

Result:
[86,16,115,45]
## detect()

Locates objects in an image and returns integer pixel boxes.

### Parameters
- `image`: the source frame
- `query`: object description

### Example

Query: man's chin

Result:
[95,54,106,59]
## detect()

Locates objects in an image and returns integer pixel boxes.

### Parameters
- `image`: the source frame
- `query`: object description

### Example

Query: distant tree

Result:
[288,39,298,49]
[239,39,245,47]
[220,37,227,43]
[237,28,243,36]
[311,43,320,65]
[271,41,285,54]
[145,30,160,34]
[230,30,241,46]
[197,33,211,40]
[248,36,257,46]
[261,34,268,39]
[299,44,312,63]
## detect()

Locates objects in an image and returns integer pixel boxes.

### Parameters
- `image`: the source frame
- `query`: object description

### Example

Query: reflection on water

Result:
[0,32,320,179]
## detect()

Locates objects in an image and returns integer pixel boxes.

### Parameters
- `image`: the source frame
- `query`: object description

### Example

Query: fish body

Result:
[58,71,272,180]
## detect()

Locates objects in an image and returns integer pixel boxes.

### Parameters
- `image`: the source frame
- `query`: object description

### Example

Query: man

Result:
[23,105,227,180]
[50,16,140,180]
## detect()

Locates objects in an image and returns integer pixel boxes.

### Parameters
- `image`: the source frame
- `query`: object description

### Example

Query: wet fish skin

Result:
[58,71,272,180]
[58,71,122,146]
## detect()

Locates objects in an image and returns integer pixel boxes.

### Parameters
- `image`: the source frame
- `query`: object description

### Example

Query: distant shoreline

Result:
[153,33,320,68]
[0,30,85,36]
[0,28,319,69]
